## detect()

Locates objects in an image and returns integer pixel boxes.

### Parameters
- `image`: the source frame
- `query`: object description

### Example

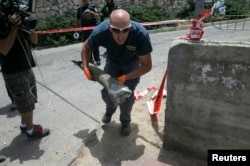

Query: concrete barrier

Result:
[163,40,250,163]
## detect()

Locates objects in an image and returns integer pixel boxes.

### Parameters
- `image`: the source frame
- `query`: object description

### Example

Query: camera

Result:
[0,0,38,31]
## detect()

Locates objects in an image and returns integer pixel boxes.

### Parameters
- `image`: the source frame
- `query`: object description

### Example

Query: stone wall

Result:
[31,0,191,19]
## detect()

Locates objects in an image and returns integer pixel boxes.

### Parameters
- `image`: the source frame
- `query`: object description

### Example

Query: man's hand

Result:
[9,14,22,27]
[117,75,126,84]
[84,9,91,13]
[83,68,93,81]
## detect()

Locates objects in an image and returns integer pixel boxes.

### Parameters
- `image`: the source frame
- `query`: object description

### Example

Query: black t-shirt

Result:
[0,18,34,74]
[76,3,98,26]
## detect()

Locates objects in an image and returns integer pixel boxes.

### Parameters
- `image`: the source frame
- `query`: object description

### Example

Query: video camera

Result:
[0,0,38,32]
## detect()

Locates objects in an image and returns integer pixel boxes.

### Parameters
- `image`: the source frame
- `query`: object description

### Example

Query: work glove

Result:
[117,75,126,84]
[83,68,93,81]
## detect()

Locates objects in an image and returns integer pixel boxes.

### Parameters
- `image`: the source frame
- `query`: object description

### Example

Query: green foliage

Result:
[35,10,76,47]
[124,5,173,30]
[224,0,250,19]
[176,0,195,19]
[125,5,172,22]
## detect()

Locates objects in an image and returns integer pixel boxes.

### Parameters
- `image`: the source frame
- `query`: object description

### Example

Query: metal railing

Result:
[210,0,250,30]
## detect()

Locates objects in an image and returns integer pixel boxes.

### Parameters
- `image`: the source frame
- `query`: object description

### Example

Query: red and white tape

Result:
[134,86,167,114]
[35,20,189,34]
[35,26,96,34]
[135,70,168,115]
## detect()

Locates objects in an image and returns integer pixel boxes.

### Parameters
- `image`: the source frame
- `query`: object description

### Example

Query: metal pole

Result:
[194,0,205,18]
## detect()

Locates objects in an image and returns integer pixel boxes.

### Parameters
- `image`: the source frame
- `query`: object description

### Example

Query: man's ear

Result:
[108,24,112,32]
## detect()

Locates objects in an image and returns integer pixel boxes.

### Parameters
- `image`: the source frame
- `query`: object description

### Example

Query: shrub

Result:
[35,10,76,48]
[124,5,173,30]
[224,0,250,19]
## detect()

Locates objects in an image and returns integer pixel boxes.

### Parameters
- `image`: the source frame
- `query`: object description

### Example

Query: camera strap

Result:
[17,31,36,67]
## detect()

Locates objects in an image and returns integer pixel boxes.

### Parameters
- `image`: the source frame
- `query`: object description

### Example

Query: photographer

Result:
[76,0,101,66]
[0,13,50,139]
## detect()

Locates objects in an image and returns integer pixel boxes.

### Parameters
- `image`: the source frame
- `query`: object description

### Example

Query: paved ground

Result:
[1,21,250,166]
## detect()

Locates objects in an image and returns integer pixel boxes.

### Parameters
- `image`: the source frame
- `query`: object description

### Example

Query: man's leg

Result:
[101,89,117,123]
[5,82,13,102]
[119,80,138,136]
[4,70,50,139]
[5,82,16,110]
[101,60,121,123]
[119,96,134,126]
[21,111,33,130]
[92,47,101,66]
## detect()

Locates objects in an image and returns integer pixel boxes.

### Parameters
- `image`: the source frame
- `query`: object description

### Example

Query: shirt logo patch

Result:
[126,45,136,51]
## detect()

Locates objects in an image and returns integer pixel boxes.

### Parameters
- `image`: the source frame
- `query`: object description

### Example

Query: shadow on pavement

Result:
[72,122,145,165]
[0,134,44,164]
[150,115,163,142]
[0,104,19,118]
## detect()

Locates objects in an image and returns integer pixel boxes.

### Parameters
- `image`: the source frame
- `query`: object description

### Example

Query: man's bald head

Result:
[110,9,130,28]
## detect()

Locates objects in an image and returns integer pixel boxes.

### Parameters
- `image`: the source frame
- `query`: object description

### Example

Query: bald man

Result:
[81,9,152,136]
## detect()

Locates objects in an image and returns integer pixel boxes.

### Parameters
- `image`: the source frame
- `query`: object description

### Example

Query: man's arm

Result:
[81,40,95,80]
[91,11,99,19]
[81,40,92,69]
[0,27,18,55]
[85,9,99,19]
[0,14,21,55]
[75,7,81,27]
[75,18,80,27]
[29,31,38,45]
[124,53,152,81]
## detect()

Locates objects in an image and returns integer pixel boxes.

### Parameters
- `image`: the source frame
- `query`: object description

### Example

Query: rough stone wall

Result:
[31,0,191,19]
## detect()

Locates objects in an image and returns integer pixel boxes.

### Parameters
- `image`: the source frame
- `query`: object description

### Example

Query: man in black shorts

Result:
[0,13,50,139]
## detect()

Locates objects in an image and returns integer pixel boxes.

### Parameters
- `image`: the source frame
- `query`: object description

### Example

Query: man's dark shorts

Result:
[3,69,37,113]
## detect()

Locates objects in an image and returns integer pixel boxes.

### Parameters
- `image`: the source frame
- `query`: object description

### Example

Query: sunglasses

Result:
[110,24,131,33]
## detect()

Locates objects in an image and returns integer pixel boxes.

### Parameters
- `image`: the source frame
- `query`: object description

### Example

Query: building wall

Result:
[31,0,191,19]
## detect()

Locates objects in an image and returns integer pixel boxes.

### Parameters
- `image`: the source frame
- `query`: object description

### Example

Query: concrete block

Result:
[163,40,250,161]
